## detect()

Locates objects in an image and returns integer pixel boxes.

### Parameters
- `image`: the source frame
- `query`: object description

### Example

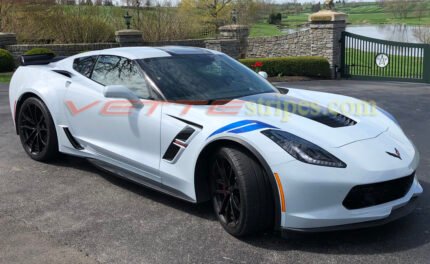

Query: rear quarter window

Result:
[73,56,97,78]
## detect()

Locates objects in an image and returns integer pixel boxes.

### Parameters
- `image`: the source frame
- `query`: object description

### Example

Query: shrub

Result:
[240,57,331,78]
[0,49,15,73]
[268,13,283,25]
[24,48,56,56]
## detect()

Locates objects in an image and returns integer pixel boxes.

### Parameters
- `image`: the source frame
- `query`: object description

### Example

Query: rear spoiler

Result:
[20,53,67,66]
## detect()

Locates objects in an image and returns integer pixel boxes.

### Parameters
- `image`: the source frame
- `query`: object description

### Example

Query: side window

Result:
[73,56,97,78]
[91,55,151,99]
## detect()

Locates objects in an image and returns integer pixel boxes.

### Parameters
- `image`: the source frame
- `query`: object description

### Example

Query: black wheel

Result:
[17,97,59,161]
[210,146,274,237]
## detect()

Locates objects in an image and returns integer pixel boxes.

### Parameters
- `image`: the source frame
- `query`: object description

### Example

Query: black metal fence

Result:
[341,32,430,83]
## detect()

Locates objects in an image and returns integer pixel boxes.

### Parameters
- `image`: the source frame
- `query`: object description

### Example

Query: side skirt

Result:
[87,158,195,203]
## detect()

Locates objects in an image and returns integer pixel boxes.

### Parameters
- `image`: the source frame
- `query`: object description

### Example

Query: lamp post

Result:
[231,8,238,25]
[124,11,132,30]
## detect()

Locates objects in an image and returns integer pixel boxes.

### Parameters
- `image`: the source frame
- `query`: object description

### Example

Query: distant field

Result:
[250,22,282,37]
[280,13,309,28]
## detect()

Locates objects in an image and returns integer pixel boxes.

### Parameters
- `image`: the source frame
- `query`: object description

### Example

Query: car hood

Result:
[164,89,396,148]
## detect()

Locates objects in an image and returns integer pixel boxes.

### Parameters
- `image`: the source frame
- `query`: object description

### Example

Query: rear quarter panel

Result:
[9,66,71,134]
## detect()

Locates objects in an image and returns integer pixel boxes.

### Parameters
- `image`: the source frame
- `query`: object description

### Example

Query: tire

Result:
[17,97,59,162]
[210,146,274,237]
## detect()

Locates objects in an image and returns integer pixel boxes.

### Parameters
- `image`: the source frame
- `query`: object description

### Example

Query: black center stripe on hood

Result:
[239,93,357,128]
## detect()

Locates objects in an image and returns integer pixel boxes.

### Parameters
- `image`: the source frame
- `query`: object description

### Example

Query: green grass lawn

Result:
[336,3,385,14]
[0,73,12,84]
[250,22,282,37]
[344,48,424,80]
[280,13,309,28]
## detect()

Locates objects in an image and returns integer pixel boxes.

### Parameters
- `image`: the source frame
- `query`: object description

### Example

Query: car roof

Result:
[71,46,220,60]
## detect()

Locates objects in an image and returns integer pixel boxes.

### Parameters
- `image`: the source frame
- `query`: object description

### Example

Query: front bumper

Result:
[270,132,422,231]
[282,195,419,233]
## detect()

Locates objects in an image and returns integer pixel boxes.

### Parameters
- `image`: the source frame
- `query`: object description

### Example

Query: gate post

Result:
[424,45,430,83]
[309,10,347,79]
[205,24,249,59]
[115,29,144,47]
[340,31,346,78]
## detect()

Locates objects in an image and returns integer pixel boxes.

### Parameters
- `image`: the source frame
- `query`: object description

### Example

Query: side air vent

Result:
[163,144,181,161]
[63,127,84,150]
[162,126,196,162]
[310,113,357,128]
[175,126,195,141]
[52,70,72,78]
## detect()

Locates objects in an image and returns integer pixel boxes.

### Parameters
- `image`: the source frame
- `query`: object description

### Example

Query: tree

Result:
[380,0,420,19]
[414,26,430,44]
[414,1,427,21]
[179,0,233,29]
[268,12,282,25]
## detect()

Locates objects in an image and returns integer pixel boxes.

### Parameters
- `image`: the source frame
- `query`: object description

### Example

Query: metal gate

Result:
[341,32,430,83]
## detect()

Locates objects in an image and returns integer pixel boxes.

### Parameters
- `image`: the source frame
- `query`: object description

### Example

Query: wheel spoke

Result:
[39,134,47,146]
[215,189,227,195]
[229,198,236,222]
[218,193,230,215]
[231,195,240,211]
[37,133,45,150]
[212,156,241,227]
[20,125,35,131]
[22,111,35,125]
[20,102,49,155]
[215,179,226,187]
[29,133,38,153]
[24,130,37,144]
[37,115,45,126]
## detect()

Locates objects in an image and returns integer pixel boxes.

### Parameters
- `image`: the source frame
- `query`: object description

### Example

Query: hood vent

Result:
[310,113,357,128]
[239,93,357,128]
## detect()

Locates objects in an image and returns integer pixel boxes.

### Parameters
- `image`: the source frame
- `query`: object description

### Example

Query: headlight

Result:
[261,129,347,168]
[377,106,399,125]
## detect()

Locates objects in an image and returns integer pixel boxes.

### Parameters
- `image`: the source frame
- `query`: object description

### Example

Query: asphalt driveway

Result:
[1,80,429,264]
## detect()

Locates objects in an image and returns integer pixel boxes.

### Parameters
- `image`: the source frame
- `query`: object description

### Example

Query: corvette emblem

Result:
[386,148,402,160]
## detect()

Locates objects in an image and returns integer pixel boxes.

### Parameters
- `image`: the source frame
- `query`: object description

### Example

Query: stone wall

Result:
[6,43,119,58]
[143,39,206,48]
[205,39,242,58]
[4,40,207,60]
[247,30,311,58]
[0,33,17,48]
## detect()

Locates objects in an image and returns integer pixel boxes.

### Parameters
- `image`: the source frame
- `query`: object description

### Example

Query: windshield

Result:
[138,54,277,101]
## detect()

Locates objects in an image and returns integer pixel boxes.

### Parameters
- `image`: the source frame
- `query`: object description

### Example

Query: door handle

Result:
[65,81,72,88]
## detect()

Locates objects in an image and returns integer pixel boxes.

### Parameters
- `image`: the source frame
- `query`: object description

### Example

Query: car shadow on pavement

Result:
[49,155,217,222]
[242,180,430,255]
[50,155,429,255]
